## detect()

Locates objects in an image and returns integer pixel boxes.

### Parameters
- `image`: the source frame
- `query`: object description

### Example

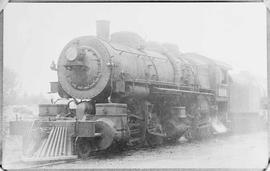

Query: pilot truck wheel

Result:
[76,137,92,159]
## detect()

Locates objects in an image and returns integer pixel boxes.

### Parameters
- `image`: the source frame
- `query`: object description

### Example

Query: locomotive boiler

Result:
[10,20,231,162]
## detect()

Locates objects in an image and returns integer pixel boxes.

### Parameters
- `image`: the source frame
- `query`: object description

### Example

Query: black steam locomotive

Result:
[10,20,231,162]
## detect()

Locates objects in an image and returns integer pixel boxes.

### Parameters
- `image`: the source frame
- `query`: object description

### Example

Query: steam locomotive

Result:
[10,20,231,162]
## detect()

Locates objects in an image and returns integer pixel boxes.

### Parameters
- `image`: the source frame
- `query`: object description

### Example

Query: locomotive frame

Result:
[9,20,232,162]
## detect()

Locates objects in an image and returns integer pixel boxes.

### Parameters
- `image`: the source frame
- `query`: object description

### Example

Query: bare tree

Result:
[3,67,19,106]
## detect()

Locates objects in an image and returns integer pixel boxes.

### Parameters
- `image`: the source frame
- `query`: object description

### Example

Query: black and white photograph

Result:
[1,2,269,169]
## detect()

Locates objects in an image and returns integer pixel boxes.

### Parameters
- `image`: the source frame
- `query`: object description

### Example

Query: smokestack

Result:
[96,20,110,41]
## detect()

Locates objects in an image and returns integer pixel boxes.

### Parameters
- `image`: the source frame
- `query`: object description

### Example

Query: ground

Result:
[2,130,268,169]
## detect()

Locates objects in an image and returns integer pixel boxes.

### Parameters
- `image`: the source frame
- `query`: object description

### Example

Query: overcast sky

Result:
[4,3,266,95]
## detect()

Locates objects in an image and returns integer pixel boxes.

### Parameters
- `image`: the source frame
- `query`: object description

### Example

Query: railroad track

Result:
[17,132,233,169]
[19,158,79,169]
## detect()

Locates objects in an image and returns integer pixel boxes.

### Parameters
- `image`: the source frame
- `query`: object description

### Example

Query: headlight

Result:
[65,47,77,61]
